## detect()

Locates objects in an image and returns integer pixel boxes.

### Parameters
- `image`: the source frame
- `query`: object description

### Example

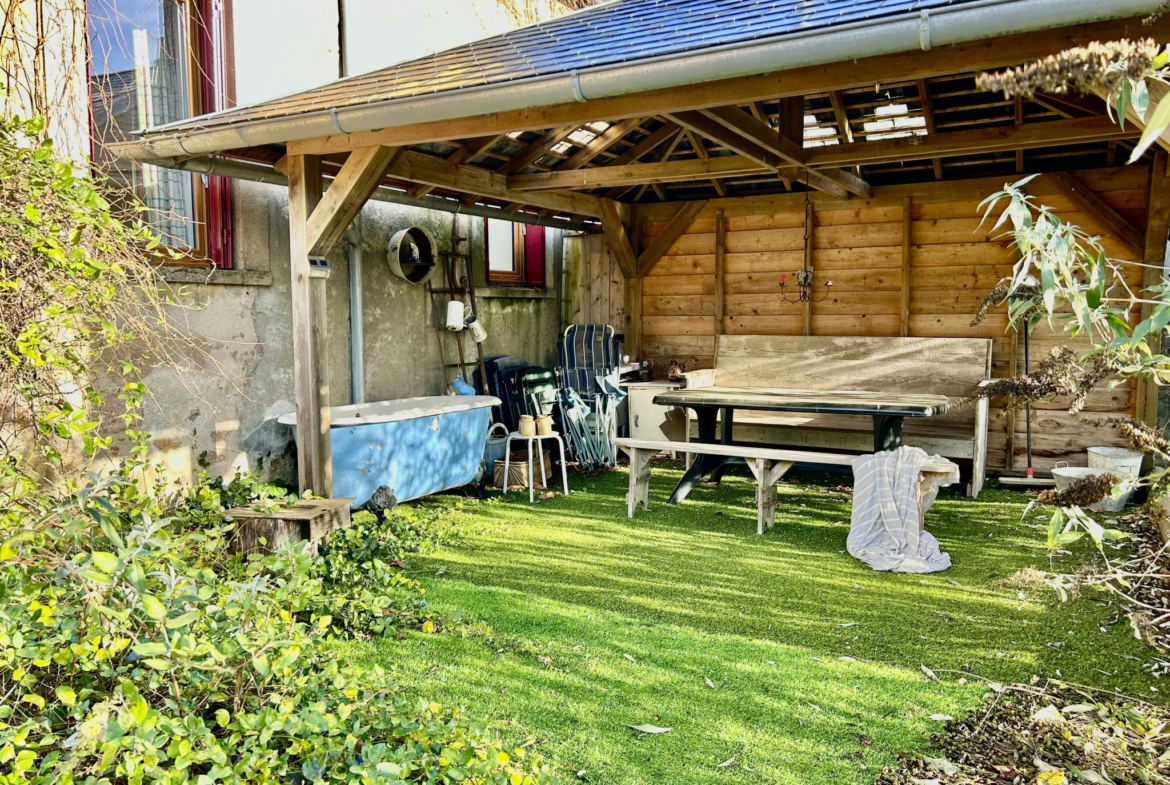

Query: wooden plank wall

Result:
[563,233,627,329]
[586,166,1151,472]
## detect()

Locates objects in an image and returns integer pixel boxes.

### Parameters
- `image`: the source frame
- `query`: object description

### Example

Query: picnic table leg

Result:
[669,407,717,504]
[916,470,955,530]
[872,414,905,452]
[626,447,654,517]
[747,459,794,535]
[708,406,736,485]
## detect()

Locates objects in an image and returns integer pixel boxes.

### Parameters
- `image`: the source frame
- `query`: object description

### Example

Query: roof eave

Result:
[110,0,1163,162]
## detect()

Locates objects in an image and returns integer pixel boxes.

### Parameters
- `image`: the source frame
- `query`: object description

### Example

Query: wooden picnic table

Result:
[652,386,954,504]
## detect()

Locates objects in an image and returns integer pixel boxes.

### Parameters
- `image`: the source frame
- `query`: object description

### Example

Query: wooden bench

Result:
[616,438,959,535]
[681,335,992,497]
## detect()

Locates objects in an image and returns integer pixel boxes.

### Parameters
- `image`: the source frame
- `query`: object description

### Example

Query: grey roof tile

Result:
[152,0,982,133]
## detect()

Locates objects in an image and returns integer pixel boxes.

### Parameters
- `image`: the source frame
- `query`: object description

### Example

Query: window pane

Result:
[89,0,196,248]
[486,218,515,272]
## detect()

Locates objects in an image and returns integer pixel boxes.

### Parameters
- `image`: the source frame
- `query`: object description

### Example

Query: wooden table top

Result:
[652,386,954,418]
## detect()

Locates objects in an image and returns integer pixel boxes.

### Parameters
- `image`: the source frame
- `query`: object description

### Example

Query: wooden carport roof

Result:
[109,1,1170,496]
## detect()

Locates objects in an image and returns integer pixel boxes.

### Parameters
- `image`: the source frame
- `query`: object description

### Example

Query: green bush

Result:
[0,116,546,785]
[0,472,547,785]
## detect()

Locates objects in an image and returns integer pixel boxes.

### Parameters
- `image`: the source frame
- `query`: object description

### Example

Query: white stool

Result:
[502,431,570,503]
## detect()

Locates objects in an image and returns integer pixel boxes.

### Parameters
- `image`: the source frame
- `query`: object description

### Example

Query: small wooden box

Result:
[228,497,355,556]
[493,451,552,489]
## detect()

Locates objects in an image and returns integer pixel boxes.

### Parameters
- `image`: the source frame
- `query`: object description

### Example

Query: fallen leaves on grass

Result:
[623,653,636,663]
[921,664,938,681]
[704,677,718,690]
[716,755,738,768]
[628,724,672,735]
[877,682,1170,785]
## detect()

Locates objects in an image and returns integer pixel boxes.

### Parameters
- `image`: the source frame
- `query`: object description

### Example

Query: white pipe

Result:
[346,219,365,405]
[114,0,1160,161]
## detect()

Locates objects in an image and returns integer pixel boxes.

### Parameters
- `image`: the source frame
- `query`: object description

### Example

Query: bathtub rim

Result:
[276,395,501,428]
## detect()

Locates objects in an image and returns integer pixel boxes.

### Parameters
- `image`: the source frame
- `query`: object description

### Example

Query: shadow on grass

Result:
[351,463,1155,785]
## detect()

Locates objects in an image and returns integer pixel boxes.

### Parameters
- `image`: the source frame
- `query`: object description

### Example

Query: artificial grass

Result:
[340,463,1158,785]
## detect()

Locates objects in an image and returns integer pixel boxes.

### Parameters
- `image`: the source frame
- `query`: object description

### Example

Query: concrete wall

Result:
[139,180,564,486]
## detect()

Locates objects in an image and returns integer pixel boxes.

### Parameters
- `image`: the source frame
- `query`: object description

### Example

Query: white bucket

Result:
[1051,462,1128,512]
[1087,447,1142,511]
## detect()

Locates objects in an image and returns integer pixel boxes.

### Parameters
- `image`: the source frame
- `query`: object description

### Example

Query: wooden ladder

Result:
[425,217,488,394]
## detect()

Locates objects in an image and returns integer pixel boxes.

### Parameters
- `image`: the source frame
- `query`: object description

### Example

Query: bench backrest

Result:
[712,335,992,400]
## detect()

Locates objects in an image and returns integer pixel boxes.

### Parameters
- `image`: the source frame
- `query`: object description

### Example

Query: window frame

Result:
[87,0,234,270]
[484,217,545,288]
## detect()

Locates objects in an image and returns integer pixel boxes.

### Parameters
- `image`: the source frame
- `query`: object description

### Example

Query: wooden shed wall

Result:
[570,166,1153,472]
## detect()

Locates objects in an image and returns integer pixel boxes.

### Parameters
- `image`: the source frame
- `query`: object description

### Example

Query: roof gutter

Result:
[116,0,1160,161]
[147,156,598,233]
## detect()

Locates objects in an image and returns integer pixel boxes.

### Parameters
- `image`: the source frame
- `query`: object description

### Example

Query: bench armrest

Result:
[680,368,717,388]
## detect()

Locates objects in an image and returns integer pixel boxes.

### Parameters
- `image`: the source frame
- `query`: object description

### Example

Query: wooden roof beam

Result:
[557,117,643,170]
[409,134,502,197]
[694,106,871,197]
[828,91,853,144]
[509,154,770,191]
[307,145,401,257]
[387,149,602,217]
[805,115,1136,168]
[916,80,944,180]
[635,200,707,278]
[495,125,578,176]
[607,122,680,167]
[597,198,637,278]
[1044,171,1145,258]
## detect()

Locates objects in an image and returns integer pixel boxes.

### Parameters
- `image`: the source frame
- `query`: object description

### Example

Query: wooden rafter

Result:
[557,118,643,170]
[670,107,871,198]
[603,127,684,200]
[509,155,769,191]
[916,79,944,180]
[1044,171,1145,258]
[597,198,637,278]
[495,125,578,176]
[1030,92,1101,119]
[387,150,602,217]
[636,200,707,278]
[685,128,709,160]
[607,122,680,167]
[805,115,1136,168]
[828,91,853,144]
[307,145,401,257]
[409,134,501,198]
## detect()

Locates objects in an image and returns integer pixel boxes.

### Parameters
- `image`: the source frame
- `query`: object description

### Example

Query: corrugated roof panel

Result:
[149,0,987,134]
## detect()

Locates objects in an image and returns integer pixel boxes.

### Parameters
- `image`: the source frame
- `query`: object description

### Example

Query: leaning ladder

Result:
[424,220,488,394]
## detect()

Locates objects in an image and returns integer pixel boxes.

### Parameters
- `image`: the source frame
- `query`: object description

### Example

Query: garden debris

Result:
[876,682,1170,785]
[623,653,637,663]
[1036,472,1119,508]
[716,754,738,768]
[628,724,672,735]
[921,665,939,681]
[704,677,718,690]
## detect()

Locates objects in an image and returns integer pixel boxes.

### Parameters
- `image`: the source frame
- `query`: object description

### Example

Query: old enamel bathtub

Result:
[278,396,500,506]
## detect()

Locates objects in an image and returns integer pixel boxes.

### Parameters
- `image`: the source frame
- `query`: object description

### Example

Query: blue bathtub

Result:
[278,395,500,506]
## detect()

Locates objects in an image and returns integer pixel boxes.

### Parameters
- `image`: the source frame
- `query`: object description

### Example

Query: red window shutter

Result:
[206,174,233,269]
[524,224,545,287]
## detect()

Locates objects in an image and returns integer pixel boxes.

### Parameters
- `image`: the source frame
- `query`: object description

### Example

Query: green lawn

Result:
[342,463,1156,785]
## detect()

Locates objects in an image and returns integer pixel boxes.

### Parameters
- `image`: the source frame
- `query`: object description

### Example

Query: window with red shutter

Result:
[88,0,234,269]
[485,218,546,287]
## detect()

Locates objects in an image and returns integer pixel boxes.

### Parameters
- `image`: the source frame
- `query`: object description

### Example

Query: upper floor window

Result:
[485,218,545,287]
[88,0,233,269]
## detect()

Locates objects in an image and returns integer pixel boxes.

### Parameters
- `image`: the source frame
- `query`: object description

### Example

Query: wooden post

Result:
[714,208,726,352]
[1005,328,1019,470]
[900,196,912,337]
[1138,152,1170,428]
[803,200,813,337]
[287,154,332,496]
[624,204,643,358]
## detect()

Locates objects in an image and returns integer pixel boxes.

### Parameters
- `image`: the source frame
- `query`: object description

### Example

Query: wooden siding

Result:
[571,166,1153,472]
